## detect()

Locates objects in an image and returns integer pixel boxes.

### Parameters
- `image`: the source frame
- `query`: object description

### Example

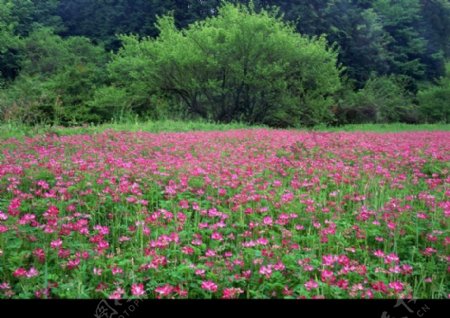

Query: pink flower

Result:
[321,269,334,282]
[223,288,244,299]
[401,264,413,275]
[417,213,428,219]
[67,258,80,270]
[33,248,46,263]
[205,249,216,257]
[337,255,350,266]
[26,267,39,278]
[304,279,319,291]
[109,287,125,300]
[192,238,202,246]
[422,247,437,256]
[373,250,385,258]
[372,281,388,293]
[131,283,146,297]
[201,281,218,293]
[182,246,194,255]
[93,268,103,276]
[322,254,337,266]
[385,253,399,264]
[111,266,123,275]
[119,236,131,242]
[263,216,273,226]
[257,237,269,246]
[155,284,175,296]
[274,262,286,271]
[211,232,223,241]
[388,281,404,293]
[259,265,273,278]
[13,268,27,278]
[195,269,206,277]
[387,222,396,230]
[94,225,110,235]
[50,239,63,249]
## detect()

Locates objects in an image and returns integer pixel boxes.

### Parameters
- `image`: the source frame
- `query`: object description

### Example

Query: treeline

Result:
[0,0,449,127]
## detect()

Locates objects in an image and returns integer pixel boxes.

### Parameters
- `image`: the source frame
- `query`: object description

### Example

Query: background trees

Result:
[107,4,342,127]
[0,0,21,82]
[0,0,448,125]
[0,27,108,124]
[418,62,450,123]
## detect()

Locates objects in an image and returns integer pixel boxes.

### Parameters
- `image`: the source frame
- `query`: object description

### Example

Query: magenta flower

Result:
[259,265,273,279]
[211,232,223,241]
[13,268,27,278]
[223,288,244,299]
[321,270,334,282]
[388,281,404,293]
[131,283,146,297]
[201,281,218,293]
[305,279,319,291]
[26,268,39,278]
[263,216,273,226]
[155,284,175,297]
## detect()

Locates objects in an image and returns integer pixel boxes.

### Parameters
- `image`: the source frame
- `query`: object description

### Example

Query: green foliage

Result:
[417,63,450,123]
[0,0,21,81]
[0,0,17,52]
[0,28,108,125]
[0,119,265,141]
[0,0,449,126]
[87,86,132,122]
[325,2,392,86]
[372,0,429,83]
[108,3,342,127]
[9,0,62,36]
[338,75,415,124]
[56,0,222,50]
[254,0,447,86]
[0,75,56,124]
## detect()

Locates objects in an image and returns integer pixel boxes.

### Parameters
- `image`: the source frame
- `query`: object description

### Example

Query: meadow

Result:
[0,122,449,299]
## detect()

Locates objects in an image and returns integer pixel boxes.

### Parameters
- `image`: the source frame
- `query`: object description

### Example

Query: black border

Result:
[0,299,447,318]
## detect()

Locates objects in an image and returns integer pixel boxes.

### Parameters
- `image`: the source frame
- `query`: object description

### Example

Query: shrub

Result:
[417,63,450,123]
[107,2,342,127]
[337,76,415,124]
[0,28,108,125]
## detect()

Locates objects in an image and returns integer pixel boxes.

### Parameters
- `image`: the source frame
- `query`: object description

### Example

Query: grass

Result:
[317,123,450,133]
[0,120,449,140]
[0,120,262,140]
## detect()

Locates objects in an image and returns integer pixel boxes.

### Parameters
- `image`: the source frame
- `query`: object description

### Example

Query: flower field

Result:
[0,129,448,299]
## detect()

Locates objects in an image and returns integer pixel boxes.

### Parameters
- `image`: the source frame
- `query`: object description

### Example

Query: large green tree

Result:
[107,3,342,127]
[254,0,446,85]
[56,0,222,49]
[0,27,108,124]
[9,0,62,35]
[417,62,450,123]
[0,0,21,82]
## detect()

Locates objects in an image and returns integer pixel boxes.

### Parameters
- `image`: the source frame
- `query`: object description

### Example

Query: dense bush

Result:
[0,28,108,124]
[417,63,450,123]
[107,3,342,127]
[336,76,415,124]
[0,0,21,81]
[0,1,449,127]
